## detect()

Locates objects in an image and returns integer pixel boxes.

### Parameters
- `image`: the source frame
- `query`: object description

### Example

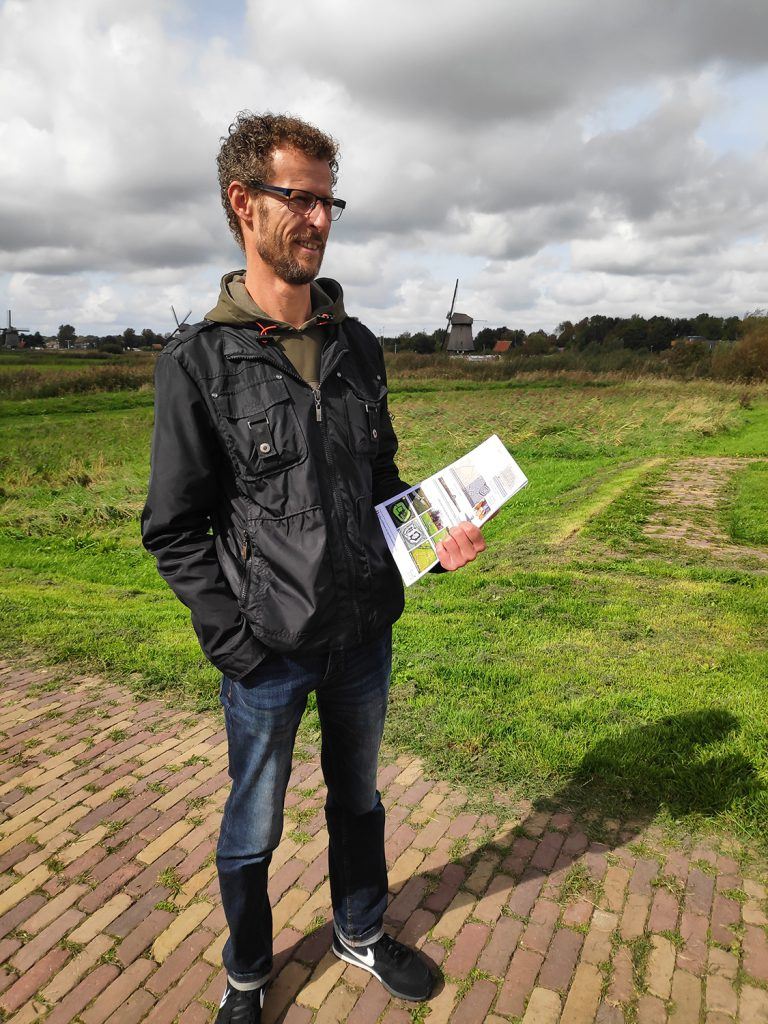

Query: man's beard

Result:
[256,206,325,285]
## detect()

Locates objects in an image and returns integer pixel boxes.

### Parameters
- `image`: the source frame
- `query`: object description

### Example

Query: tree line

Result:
[18,325,168,352]
[383,311,757,354]
[14,310,765,362]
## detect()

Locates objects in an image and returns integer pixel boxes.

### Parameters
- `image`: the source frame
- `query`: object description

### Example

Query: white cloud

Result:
[1,0,768,335]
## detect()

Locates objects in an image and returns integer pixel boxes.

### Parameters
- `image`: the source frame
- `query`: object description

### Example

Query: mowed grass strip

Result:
[0,376,766,849]
[548,457,664,544]
[723,461,768,546]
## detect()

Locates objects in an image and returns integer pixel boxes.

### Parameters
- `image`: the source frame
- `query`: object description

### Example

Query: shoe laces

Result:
[226,986,263,1023]
[377,933,411,964]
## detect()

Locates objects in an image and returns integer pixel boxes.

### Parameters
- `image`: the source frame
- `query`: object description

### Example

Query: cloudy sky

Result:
[2,0,768,337]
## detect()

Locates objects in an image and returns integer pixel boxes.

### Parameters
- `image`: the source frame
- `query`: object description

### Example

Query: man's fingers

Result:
[436,522,486,570]
[458,521,486,550]
[450,528,479,562]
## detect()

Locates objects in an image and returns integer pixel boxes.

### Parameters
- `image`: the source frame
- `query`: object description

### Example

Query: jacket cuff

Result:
[212,634,272,683]
[429,562,448,575]
[236,652,274,685]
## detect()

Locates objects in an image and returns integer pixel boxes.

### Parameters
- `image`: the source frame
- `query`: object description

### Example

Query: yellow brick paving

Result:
[0,660,766,1023]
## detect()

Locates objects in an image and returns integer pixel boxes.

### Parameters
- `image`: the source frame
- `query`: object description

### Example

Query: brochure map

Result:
[375,434,528,586]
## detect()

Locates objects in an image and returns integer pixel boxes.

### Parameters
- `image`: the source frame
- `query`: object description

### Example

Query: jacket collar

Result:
[218,321,351,382]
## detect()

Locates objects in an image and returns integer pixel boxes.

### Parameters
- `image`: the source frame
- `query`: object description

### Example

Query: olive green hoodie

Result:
[205,270,346,387]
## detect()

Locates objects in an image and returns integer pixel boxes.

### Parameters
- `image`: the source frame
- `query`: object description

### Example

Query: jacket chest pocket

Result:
[212,375,307,480]
[342,375,387,457]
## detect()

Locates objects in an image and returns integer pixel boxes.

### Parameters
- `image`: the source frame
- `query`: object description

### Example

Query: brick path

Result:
[0,662,766,1023]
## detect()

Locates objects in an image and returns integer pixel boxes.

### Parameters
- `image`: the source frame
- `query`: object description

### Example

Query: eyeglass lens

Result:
[289,192,343,221]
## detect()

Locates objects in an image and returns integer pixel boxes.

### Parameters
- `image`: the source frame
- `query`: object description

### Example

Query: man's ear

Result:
[227,181,254,236]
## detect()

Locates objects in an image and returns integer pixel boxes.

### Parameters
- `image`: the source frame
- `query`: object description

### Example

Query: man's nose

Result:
[307,201,331,230]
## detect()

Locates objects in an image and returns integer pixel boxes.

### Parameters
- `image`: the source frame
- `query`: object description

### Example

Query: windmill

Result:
[168,305,192,341]
[0,310,29,349]
[440,280,476,354]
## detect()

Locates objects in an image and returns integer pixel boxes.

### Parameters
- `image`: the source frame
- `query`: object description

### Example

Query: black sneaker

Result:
[215,981,266,1023]
[332,930,435,1001]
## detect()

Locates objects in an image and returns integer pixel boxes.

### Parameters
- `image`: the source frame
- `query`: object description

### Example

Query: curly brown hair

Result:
[217,111,340,249]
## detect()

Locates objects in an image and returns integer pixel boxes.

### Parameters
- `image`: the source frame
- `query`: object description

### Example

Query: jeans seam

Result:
[336,923,384,947]
[227,968,272,989]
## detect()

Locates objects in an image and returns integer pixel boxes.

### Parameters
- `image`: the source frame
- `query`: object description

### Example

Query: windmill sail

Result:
[440,279,459,351]
[169,306,192,340]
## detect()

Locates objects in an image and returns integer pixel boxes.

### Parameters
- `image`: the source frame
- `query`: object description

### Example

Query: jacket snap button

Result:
[372,429,378,439]
[275,374,282,379]
[259,442,271,454]
[376,375,381,380]
[211,392,218,398]
[336,371,342,377]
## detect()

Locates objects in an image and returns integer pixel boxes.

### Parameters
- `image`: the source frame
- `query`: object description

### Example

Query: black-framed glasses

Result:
[249,182,346,221]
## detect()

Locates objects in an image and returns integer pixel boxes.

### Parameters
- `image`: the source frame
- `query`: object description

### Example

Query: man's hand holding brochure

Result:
[375,435,528,585]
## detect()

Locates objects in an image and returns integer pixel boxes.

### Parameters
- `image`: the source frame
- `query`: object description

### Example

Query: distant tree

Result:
[96,334,123,353]
[613,313,648,350]
[557,321,575,347]
[410,331,437,354]
[693,313,724,341]
[475,326,512,351]
[645,316,676,352]
[570,316,618,350]
[722,316,741,341]
[98,339,124,354]
[122,328,138,348]
[57,324,76,347]
[26,332,45,349]
[140,328,163,347]
[504,329,527,349]
[671,316,694,338]
[524,331,555,354]
[712,318,768,380]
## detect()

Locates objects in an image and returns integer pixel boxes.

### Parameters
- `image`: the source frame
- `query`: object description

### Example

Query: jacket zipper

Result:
[225,348,364,641]
[239,533,252,603]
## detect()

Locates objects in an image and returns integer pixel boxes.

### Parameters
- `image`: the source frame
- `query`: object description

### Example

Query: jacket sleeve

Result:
[141,351,270,680]
[370,344,411,506]
[368,343,447,574]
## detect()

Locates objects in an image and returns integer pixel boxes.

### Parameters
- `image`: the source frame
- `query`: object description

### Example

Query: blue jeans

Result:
[216,627,392,987]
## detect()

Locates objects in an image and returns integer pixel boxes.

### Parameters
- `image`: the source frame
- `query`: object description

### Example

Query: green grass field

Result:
[1,372,766,851]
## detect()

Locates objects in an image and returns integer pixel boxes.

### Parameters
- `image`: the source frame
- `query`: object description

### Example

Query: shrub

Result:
[711,320,768,381]
[0,363,155,399]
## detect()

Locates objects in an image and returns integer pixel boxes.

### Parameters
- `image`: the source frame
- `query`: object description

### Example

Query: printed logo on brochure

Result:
[399,520,428,550]
[390,500,412,524]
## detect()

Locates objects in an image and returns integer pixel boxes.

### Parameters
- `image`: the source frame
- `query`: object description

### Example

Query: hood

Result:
[205,270,347,330]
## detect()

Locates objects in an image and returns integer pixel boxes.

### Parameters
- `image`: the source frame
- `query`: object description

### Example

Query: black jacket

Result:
[140,314,409,682]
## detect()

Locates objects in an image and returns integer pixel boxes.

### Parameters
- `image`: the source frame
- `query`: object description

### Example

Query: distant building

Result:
[0,311,29,349]
[492,340,513,353]
[1,329,22,349]
[670,335,723,350]
[446,312,475,353]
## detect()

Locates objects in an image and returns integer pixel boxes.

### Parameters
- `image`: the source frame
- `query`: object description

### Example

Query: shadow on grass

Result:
[261,708,762,1019]
[552,707,761,823]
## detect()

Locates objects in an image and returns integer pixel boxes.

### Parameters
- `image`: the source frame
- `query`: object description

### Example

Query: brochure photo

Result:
[375,434,528,585]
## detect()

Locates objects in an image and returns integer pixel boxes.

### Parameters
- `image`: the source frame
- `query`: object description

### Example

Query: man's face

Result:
[252,146,334,286]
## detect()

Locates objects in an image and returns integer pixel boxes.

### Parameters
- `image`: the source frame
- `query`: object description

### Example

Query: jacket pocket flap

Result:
[214,376,292,418]
[340,374,388,404]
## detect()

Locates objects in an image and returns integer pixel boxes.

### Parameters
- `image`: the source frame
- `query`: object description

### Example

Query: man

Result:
[141,112,485,1023]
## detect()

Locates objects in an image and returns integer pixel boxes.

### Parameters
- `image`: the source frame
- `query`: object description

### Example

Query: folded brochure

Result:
[375,434,528,585]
